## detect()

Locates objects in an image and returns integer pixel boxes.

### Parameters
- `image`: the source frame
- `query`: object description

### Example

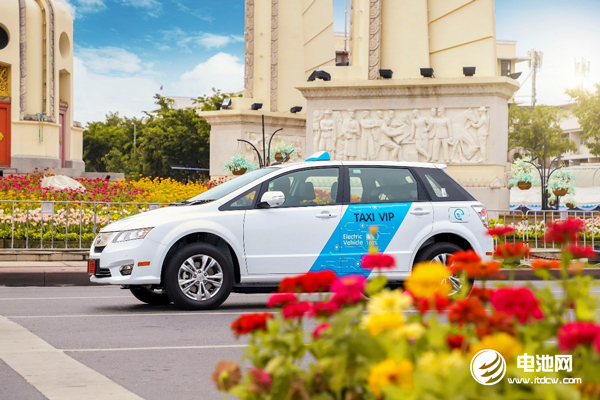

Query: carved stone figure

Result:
[431,107,453,163]
[451,108,479,162]
[468,106,490,162]
[411,109,432,162]
[379,110,408,161]
[342,110,360,160]
[359,110,377,160]
[312,110,322,153]
[319,110,336,156]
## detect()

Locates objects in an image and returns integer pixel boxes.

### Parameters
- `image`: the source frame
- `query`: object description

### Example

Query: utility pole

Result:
[528,49,543,107]
[574,57,591,89]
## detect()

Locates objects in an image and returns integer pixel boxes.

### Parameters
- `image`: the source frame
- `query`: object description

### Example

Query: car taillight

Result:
[471,205,488,228]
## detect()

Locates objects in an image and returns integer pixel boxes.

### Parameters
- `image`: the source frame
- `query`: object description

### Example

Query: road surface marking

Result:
[64,344,248,352]
[7,311,262,318]
[0,296,131,301]
[0,316,143,400]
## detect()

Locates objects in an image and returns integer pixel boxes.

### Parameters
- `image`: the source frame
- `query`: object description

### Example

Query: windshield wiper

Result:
[179,199,216,205]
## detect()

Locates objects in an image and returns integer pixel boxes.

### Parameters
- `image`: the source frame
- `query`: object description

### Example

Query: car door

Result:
[339,166,433,276]
[243,166,343,275]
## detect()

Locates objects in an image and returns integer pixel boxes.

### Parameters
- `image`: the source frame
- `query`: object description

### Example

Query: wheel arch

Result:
[411,232,474,266]
[160,232,242,285]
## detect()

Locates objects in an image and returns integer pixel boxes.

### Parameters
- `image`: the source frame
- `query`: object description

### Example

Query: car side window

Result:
[348,167,419,204]
[412,167,476,202]
[229,190,257,208]
[265,168,340,208]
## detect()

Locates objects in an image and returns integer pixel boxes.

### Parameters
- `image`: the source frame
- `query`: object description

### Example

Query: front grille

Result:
[95,267,112,278]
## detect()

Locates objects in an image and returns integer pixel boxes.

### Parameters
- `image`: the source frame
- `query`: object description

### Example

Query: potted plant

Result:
[508,157,538,190]
[222,154,258,176]
[563,194,577,209]
[548,168,575,197]
[270,141,295,163]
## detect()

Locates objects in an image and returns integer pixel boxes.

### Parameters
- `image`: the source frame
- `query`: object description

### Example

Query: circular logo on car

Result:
[470,349,506,385]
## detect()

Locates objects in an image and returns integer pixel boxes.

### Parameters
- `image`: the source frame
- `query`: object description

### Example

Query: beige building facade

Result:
[204,0,521,209]
[0,0,84,175]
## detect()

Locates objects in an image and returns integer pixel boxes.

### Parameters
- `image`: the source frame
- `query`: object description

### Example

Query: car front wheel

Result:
[163,243,233,310]
[414,242,467,295]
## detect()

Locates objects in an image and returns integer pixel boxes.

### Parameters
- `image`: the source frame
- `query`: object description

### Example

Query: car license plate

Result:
[87,259,98,274]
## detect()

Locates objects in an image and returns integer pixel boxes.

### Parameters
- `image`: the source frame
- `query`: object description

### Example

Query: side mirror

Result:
[259,191,285,208]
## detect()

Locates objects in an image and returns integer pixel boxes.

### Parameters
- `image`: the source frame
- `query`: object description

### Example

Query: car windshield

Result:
[184,167,277,203]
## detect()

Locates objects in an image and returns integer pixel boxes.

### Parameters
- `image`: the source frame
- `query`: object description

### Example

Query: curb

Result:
[1,266,599,287]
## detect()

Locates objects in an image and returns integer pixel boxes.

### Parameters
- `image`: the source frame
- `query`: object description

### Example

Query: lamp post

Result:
[237,115,284,168]
[511,143,564,210]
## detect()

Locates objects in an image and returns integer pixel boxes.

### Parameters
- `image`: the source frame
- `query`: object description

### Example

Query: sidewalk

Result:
[1,260,599,287]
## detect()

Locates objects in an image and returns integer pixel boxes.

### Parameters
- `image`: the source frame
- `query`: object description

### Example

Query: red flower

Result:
[451,260,501,279]
[490,287,543,323]
[566,245,596,259]
[446,334,468,351]
[282,301,312,320]
[448,297,487,327]
[231,313,273,337]
[410,292,450,314]
[361,253,396,270]
[278,270,337,294]
[557,322,600,352]
[475,312,516,338]
[330,275,366,305]
[543,218,586,244]
[494,242,530,263]
[248,368,272,394]
[448,250,481,266]
[470,286,495,303]
[309,300,341,317]
[267,293,298,308]
[278,276,303,293]
[313,323,332,339]
[530,259,561,270]
[486,226,515,237]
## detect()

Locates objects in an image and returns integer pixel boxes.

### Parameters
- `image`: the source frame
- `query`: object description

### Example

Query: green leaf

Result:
[366,275,388,297]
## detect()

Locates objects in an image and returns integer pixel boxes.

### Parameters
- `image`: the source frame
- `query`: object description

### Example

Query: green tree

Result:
[194,88,242,111]
[508,104,575,158]
[566,83,600,155]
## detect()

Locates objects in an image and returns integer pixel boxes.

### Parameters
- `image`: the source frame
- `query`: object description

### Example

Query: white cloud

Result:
[160,29,244,51]
[196,33,231,50]
[118,0,162,17]
[72,47,160,124]
[173,52,244,97]
[76,46,145,75]
[56,0,106,19]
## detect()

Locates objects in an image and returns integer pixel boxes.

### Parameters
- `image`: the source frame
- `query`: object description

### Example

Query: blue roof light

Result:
[306,151,331,162]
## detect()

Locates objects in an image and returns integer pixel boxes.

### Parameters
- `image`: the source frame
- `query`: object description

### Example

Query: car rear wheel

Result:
[163,243,233,310]
[129,285,172,305]
[414,242,470,295]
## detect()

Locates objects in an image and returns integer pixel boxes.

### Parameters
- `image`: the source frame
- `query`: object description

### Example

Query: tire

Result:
[414,242,470,295]
[129,285,172,305]
[163,242,234,310]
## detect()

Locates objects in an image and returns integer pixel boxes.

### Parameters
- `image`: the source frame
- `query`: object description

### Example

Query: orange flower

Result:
[494,242,530,263]
[530,259,560,270]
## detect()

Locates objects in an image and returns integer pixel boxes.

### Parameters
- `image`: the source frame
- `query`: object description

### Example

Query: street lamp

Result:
[237,115,283,168]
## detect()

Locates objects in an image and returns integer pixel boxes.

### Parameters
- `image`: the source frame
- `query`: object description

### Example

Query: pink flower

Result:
[309,300,341,317]
[490,287,543,323]
[330,275,366,306]
[361,254,396,270]
[267,293,298,308]
[313,323,332,339]
[566,245,596,259]
[558,322,600,352]
[281,301,311,320]
[543,218,586,243]
[248,368,272,393]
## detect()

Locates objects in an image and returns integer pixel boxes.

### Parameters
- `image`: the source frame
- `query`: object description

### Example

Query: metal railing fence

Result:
[0,200,170,250]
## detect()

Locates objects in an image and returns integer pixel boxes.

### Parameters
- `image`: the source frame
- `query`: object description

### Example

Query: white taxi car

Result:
[89,153,493,310]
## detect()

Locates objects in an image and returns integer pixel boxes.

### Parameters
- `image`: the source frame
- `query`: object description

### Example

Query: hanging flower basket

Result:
[517,181,532,190]
[566,202,575,209]
[231,168,247,176]
[553,188,568,197]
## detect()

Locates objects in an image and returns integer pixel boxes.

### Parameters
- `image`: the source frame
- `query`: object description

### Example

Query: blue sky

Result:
[58,0,600,124]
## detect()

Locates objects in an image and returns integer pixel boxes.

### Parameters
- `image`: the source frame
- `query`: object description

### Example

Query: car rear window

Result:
[413,167,475,202]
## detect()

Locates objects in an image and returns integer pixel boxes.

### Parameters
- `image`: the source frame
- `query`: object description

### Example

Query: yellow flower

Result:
[362,312,403,336]
[417,350,466,378]
[404,262,451,299]
[470,333,523,361]
[397,322,426,341]
[368,359,414,398]
[367,290,412,315]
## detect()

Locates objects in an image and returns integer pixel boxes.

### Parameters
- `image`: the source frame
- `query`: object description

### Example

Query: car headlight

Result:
[113,228,154,243]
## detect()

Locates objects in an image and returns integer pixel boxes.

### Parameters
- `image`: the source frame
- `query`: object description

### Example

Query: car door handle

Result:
[409,208,430,216]
[316,211,337,219]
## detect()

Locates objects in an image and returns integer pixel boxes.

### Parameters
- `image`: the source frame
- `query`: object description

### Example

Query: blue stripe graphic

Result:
[309,203,411,276]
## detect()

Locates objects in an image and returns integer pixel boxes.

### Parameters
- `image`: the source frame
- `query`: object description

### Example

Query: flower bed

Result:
[214,221,600,399]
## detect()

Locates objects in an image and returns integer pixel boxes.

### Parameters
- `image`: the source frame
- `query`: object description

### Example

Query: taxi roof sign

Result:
[306,151,331,162]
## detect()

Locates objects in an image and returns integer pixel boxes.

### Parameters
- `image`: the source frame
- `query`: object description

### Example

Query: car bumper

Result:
[89,238,167,285]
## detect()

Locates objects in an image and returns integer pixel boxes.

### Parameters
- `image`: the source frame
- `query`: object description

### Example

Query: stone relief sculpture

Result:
[341,110,360,160]
[311,106,490,164]
[359,110,377,160]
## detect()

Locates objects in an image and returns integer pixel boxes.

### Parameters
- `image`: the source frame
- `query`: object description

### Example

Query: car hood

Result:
[101,203,214,232]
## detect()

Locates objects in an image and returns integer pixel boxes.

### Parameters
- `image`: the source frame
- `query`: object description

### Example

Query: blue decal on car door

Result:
[309,203,411,276]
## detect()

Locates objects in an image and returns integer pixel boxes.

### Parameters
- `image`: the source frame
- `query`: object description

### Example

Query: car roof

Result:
[270,160,445,170]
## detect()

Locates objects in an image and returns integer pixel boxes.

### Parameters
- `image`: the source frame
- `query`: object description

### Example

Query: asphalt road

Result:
[1,282,599,400]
